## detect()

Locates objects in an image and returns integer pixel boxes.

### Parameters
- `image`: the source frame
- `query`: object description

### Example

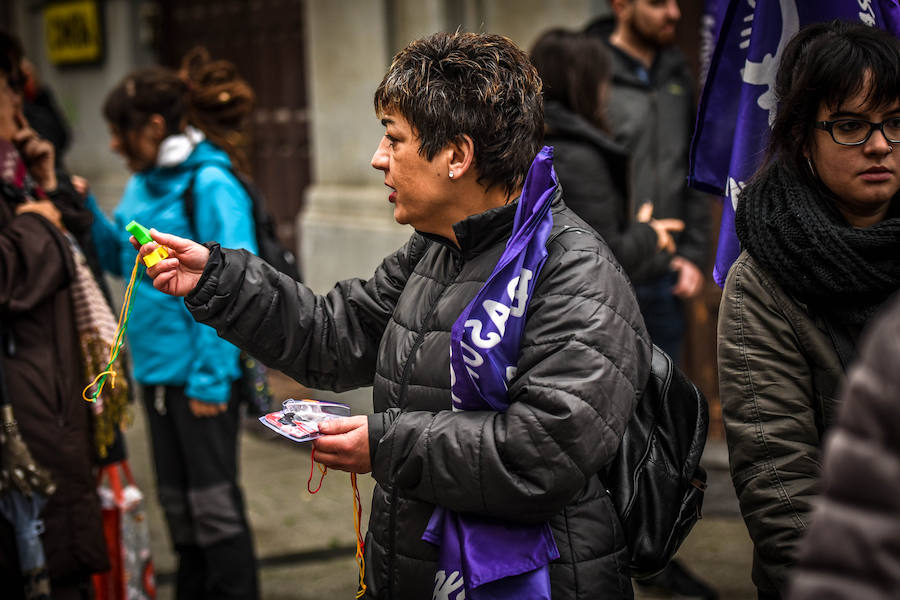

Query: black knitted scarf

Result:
[736,161,900,329]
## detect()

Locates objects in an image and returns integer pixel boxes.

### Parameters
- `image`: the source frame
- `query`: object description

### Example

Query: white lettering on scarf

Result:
[433,570,466,600]
[450,268,534,404]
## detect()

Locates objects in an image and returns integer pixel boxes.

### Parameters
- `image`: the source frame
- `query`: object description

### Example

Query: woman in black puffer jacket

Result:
[135,31,651,599]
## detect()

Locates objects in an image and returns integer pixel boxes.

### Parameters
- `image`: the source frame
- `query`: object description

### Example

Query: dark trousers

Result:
[142,385,259,600]
[0,571,92,600]
[634,271,686,363]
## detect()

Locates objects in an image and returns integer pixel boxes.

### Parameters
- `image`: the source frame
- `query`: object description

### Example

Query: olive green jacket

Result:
[717,250,847,597]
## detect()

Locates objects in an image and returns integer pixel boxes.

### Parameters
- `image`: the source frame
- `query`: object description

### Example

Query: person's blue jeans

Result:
[633,271,685,362]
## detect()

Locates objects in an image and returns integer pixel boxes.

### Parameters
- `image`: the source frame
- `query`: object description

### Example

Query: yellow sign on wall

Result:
[44,1,103,66]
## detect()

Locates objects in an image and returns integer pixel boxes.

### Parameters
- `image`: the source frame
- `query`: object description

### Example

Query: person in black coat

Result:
[529,28,684,280]
[132,31,652,599]
[0,31,109,600]
[21,59,70,169]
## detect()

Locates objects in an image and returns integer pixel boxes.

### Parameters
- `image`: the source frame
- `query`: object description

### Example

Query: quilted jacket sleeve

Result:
[371,227,652,522]
[789,297,900,600]
[184,234,426,392]
[718,252,823,594]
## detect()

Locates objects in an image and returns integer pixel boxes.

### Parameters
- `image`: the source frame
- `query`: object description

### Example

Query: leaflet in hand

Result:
[259,399,351,443]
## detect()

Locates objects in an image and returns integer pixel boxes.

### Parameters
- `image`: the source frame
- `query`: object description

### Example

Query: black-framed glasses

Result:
[814,117,900,146]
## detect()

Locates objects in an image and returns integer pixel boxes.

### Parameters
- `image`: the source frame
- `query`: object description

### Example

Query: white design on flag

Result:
[739,10,754,50]
[740,0,799,126]
[859,0,876,26]
[727,176,745,212]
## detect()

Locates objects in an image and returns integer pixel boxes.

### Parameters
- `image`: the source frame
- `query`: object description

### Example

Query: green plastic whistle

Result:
[125,220,168,267]
[126,220,153,245]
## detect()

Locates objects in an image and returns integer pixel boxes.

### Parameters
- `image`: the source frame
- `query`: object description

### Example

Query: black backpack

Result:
[184,165,302,282]
[546,226,709,577]
[606,344,709,578]
[183,165,301,415]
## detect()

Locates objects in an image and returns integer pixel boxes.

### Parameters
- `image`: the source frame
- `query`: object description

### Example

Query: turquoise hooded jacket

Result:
[91,140,258,403]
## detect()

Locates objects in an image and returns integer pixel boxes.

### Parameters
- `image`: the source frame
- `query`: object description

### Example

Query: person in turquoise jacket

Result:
[91,50,260,600]
[91,137,256,402]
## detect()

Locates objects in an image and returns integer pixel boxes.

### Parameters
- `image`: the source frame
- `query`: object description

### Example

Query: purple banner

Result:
[690,0,900,286]
[424,147,559,600]
[449,146,556,412]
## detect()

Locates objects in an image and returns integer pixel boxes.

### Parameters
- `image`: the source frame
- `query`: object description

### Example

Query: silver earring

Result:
[889,145,894,153]
[449,171,454,178]
[806,157,816,176]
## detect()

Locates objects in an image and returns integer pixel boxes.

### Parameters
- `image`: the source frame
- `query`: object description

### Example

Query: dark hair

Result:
[766,20,900,179]
[530,28,611,132]
[374,31,543,196]
[0,30,25,93]
[103,48,255,174]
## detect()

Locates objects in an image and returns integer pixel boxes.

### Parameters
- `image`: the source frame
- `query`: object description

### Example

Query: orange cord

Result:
[306,446,367,597]
[308,447,327,494]
[351,472,367,598]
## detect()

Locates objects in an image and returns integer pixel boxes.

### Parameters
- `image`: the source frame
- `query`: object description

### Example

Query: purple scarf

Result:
[422,147,559,600]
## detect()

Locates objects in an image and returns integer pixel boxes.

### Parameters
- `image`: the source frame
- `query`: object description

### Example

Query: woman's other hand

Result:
[649,218,684,253]
[314,416,372,474]
[70,174,89,199]
[16,199,63,229]
[189,398,228,417]
[13,119,57,192]
[637,202,684,253]
[133,229,210,297]
[671,255,704,299]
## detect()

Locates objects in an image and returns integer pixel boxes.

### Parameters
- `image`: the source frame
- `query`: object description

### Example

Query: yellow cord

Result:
[83,255,143,402]
[352,472,367,598]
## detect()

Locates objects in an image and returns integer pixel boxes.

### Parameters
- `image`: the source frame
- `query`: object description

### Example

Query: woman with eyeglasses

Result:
[717,21,900,600]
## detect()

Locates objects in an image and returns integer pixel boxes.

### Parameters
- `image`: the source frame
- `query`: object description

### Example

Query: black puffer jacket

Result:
[186,192,651,599]
[544,100,659,278]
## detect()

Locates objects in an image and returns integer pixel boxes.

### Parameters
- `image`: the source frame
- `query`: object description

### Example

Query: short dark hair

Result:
[530,28,611,133]
[0,30,25,93]
[374,32,543,196]
[767,20,900,178]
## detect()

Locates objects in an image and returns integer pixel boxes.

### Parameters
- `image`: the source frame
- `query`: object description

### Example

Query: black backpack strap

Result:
[182,168,200,240]
[545,225,592,248]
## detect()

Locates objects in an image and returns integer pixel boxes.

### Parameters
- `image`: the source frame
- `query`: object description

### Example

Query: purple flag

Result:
[422,147,559,600]
[689,0,900,286]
